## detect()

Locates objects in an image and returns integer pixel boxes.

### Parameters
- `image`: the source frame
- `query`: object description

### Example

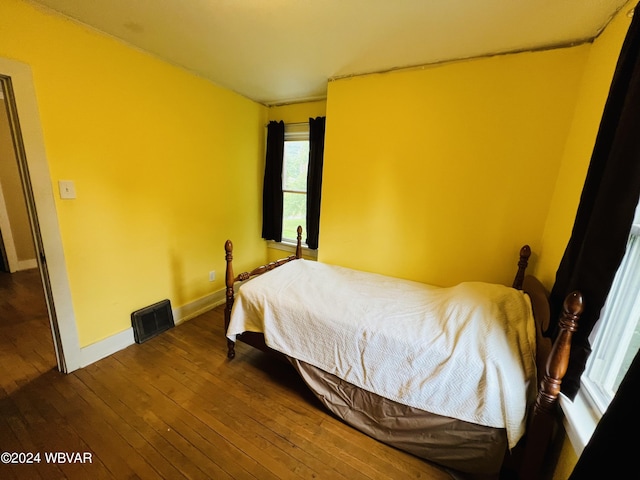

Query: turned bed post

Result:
[224,239,236,359]
[512,245,531,290]
[224,226,304,360]
[295,225,303,259]
[519,290,583,480]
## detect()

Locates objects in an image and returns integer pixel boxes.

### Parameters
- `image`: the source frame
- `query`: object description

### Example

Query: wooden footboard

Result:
[224,226,303,359]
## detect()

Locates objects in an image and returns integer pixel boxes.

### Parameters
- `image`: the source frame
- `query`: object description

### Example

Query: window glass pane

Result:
[584,231,640,412]
[615,320,640,389]
[283,141,309,192]
[283,191,306,241]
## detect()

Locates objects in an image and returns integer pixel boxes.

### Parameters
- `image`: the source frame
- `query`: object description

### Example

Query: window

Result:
[281,124,309,243]
[582,201,640,414]
[561,202,640,456]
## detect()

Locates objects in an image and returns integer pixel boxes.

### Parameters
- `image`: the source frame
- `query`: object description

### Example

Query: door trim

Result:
[0,57,81,372]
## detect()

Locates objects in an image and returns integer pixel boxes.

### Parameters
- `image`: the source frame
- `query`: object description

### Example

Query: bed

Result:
[223,227,583,479]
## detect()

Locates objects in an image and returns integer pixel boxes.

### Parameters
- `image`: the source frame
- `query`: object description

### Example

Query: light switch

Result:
[58,180,76,199]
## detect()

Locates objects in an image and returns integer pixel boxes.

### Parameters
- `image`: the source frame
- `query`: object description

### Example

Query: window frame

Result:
[281,124,309,244]
[582,206,640,413]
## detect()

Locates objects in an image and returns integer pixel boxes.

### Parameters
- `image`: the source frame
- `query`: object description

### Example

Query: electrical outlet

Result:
[209,271,216,282]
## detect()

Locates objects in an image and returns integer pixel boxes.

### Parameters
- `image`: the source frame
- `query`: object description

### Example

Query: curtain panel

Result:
[548,3,640,400]
[306,117,326,250]
[262,121,285,242]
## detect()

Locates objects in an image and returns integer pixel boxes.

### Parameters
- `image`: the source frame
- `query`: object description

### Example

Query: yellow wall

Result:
[537,3,635,289]
[268,100,327,123]
[320,48,589,287]
[0,0,268,347]
[552,435,579,480]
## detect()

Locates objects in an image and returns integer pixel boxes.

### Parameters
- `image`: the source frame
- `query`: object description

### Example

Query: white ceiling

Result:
[29,0,631,105]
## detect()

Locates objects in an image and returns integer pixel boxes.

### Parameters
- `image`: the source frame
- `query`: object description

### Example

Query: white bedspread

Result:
[226,259,537,448]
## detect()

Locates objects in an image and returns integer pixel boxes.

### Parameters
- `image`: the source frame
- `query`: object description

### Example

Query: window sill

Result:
[267,240,318,260]
[559,390,600,456]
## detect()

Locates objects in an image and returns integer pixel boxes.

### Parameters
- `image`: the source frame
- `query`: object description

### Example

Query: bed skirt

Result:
[289,357,508,475]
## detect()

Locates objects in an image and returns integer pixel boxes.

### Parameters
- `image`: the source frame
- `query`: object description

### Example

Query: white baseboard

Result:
[17,258,38,271]
[79,288,227,368]
[80,327,135,368]
[172,288,227,326]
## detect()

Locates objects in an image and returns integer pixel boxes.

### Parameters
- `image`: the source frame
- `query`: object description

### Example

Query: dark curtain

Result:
[262,121,285,242]
[548,4,640,400]
[306,116,326,250]
[568,349,640,478]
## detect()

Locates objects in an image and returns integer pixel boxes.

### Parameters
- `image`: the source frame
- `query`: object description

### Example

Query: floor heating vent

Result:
[131,299,174,344]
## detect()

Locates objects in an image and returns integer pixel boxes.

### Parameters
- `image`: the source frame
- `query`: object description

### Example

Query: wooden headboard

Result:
[524,275,553,379]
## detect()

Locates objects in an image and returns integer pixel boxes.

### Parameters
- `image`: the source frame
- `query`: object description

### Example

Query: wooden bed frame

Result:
[223,227,583,479]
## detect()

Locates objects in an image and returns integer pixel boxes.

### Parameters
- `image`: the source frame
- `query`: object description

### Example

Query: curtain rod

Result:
[264,121,309,127]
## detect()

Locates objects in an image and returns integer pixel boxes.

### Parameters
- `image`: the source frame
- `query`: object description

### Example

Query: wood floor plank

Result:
[146,334,380,480]
[107,349,313,479]
[12,386,97,480]
[84,362,273,480]
[44,376,148,479]
[80,360,228,480]
[0,401,47,480]
[93,351,269,478]
[70,367,191,479]
[137,338,356,480]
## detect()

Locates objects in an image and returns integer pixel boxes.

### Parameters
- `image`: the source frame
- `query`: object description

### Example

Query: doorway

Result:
[0,83,38,274]
[0,77,58,379]
[0,57,81,374]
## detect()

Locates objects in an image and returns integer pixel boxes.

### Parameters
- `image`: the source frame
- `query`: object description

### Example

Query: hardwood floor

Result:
[0,269,57,396]
[0,269,453,479]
